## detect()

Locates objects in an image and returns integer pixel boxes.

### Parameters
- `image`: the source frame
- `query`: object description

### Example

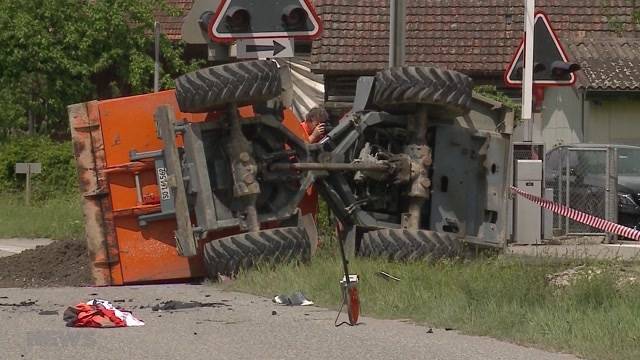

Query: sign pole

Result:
[25,166,31,206]
[154,21,161,93]
[522,0,535,142]
[15,163,41,206]
[389,0,406,67]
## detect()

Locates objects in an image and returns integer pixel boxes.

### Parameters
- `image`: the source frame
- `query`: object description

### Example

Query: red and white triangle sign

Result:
[504,11,576,87]
[209,0,322,42]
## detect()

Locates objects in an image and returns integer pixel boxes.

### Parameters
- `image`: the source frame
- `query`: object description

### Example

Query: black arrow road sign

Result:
[246,40,287,56]
[237,38,294,59]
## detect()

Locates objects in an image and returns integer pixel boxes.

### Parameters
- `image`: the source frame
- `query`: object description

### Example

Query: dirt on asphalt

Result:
[0,240,92,288]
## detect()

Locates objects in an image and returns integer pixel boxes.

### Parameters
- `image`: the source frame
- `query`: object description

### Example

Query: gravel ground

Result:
[0,285,579,360]
[0,239,91,288]
[507,243,640,260]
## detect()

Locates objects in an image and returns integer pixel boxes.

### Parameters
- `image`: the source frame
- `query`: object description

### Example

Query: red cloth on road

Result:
[63,299,144,328]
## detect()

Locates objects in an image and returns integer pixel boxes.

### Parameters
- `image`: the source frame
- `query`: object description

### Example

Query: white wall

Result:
[527,88,640,151]
[540,87,584,150]
[584,98,640,146]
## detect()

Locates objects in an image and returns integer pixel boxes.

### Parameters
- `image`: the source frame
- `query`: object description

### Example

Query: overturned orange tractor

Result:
[69,61,319,285]
[70,57,514,286]
[70,0,514,287]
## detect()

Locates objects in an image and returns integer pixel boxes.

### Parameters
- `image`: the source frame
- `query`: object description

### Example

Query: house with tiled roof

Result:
[308,1,640,149]
[311,1,634,73]
[163,1,640,148]
[542,37,640,148]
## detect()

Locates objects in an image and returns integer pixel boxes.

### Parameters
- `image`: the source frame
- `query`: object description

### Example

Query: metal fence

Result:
[545,144,640,239]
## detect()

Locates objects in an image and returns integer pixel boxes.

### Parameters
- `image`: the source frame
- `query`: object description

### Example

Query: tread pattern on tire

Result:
[175,60,282,113]
[203,227,310,277]
[358,229,462,261]
[373,66,473,116]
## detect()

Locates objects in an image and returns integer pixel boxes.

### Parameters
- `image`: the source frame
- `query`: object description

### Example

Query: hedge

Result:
[0,136,77,199]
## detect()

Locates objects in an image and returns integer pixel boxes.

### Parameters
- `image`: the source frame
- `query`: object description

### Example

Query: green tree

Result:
[0,0,200,137]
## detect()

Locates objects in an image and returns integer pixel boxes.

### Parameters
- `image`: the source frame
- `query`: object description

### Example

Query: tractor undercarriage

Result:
[69,60,513,284]
[163,60,513,277]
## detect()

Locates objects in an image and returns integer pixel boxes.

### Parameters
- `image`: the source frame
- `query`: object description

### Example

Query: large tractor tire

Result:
[175,60,282,113]
[373,66,473,117]
[358,229,463,261]
[203,227,310,278]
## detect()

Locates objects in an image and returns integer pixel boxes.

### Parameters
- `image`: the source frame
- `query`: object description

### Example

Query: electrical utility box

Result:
[514,160,543,245]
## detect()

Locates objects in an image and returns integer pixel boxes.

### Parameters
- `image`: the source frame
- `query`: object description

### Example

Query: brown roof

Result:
[569,38,640,91]
[161,0,194,40]
[310,1,639,76]
[162,0,640,82]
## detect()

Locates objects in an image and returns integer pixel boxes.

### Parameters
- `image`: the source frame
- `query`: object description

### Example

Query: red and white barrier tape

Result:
[510,186,640,241]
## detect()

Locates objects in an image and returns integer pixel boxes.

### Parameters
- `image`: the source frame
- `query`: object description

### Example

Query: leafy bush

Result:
[0,136,76,199]
[0,0,202,136]
[474,85,521,120]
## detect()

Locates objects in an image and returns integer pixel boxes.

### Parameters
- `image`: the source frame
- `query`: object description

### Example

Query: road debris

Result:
[273,292,314,306]
[38,310,58,316]
[0,300,37,307]
[151,300,228,311]
[376,271,401,282]
[64,299,144,328]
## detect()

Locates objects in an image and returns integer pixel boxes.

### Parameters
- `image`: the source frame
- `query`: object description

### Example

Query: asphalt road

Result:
[0,285,578,360]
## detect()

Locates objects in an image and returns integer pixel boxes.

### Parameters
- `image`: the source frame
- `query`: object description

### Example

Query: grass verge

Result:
[0,193,83,240]
[230,247,640,360]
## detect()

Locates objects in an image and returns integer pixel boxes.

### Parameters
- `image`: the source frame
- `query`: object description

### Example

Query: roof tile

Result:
[310,0,639,75]
[161,0,640,86]
[162,0,195,40]
[569,38,640,90]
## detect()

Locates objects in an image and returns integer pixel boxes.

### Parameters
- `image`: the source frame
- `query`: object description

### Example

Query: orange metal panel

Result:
[112,217,205,282]
[98,90,200,167]
[97,91,205,284]
[283,107,310,141]
[90,90,314,285]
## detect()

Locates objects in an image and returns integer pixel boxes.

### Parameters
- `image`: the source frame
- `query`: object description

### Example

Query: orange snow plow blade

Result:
[68,90,316,286]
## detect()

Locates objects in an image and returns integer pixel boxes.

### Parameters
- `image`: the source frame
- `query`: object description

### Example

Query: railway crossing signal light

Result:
[282,5,308,30]
[198,11,214,32]
[551,61,581,79]
[208,0,322,42]
[224,6,251,33]
[505,12,580,87]
[513,61,546,80]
